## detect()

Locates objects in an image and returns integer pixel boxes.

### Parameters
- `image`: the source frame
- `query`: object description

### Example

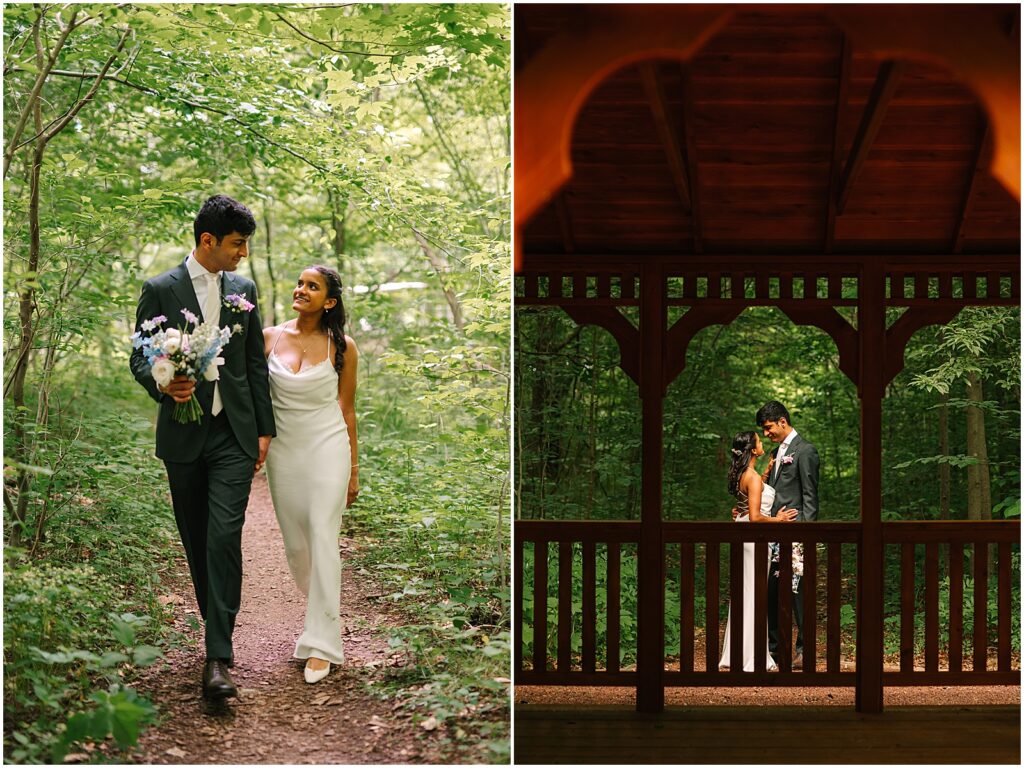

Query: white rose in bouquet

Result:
[152,357,177,388]
[162,328,182,354]
[203,356,225,382]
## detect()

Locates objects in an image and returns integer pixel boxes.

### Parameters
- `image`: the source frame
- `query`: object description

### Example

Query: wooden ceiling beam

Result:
[679,64,703,254]
[836,59,904,215]
[640,62,691,212]
[952,116,991,253]
[825,34,852,253]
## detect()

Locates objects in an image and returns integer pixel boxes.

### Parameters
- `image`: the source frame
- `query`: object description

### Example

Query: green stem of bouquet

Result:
[172,394,204,424]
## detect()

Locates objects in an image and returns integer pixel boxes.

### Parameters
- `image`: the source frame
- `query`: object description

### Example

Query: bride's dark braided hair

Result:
[727,431,758,497]
[311,264,348,374]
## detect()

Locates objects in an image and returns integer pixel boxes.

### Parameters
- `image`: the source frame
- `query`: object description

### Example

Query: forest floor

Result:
[130,473,451,764]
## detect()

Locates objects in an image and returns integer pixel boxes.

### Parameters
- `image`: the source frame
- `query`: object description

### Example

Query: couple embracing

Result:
[130,195,359,699]
[719,401,820,673]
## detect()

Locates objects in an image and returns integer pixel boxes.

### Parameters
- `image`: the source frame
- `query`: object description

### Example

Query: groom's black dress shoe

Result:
[202,659,237,699]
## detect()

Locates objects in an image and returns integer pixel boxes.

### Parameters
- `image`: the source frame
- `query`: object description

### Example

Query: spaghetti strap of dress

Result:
[269,323,288,356]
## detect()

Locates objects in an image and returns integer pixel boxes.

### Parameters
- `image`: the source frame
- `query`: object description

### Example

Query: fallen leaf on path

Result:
[420,716,439,731]
[164,747,187,758]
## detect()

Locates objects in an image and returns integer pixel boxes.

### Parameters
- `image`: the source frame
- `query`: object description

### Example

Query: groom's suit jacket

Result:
[768,433,819,522]
[130,260,275,463]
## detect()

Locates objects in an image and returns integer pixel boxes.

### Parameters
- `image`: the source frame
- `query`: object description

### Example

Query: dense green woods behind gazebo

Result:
[3,4,509,762]
[515,304,1020,525]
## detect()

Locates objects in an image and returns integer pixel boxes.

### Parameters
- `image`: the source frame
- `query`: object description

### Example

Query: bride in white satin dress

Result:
[719,431,795,672]
[261,265,359,684]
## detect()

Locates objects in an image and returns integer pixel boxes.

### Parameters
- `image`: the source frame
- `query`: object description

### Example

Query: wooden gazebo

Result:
[513,2,1020,727]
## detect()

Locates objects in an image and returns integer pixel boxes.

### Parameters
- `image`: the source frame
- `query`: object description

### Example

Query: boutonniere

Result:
[780,454,795,466]
[223,293,254,334]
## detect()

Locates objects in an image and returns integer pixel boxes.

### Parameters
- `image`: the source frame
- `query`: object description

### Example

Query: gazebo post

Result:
[856,259,885,713]
[637,262,666,712]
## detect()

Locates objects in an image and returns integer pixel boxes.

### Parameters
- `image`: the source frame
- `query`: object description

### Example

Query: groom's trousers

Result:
[164,412,253,661]
[767,563,804,657]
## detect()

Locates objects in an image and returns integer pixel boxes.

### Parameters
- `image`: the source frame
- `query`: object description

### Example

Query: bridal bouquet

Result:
[132,309,239,424]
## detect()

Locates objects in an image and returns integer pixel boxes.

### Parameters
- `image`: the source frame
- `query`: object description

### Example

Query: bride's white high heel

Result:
[304,658,331,684]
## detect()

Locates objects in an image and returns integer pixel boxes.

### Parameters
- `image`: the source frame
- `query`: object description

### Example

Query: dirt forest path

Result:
[133,473,444,764]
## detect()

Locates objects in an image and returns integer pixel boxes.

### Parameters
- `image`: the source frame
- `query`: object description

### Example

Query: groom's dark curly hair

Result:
[756,400,792,427]
[193,194,256,246]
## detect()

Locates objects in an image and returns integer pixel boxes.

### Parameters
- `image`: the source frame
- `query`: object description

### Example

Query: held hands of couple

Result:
[254,435,272,474]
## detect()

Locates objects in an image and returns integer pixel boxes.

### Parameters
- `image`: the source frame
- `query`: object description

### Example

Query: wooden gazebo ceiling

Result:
[519,7,1020,258]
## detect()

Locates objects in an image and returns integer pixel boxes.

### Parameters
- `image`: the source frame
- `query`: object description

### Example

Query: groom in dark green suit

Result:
[131,195,275,699]
[757,400,819,671]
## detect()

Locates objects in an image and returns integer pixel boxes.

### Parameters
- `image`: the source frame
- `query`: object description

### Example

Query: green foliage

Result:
[6,2,509,761]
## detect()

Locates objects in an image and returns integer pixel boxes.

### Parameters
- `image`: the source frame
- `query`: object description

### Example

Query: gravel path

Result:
[132,473,445,764]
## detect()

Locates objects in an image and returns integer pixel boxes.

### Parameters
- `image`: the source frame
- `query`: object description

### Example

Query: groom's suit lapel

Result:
[168,260,203,330]
[774,433,804,484]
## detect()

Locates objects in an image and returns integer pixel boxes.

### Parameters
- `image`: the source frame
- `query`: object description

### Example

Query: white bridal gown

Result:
[265,332,350,664]
[718,483,777,672]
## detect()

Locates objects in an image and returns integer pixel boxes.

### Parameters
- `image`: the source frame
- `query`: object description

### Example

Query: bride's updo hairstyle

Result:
[310,264,348,374]
[727,431,758,497]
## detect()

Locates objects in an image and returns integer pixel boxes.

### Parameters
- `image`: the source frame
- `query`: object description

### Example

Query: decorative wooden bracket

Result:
[563,305,641,384]
[778,304,860,387]
[884,305,963,386]
[663,305,744,388]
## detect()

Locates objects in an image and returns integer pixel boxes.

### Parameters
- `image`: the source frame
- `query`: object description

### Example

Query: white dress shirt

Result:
[773,428,798,481]
[186,252,223,415]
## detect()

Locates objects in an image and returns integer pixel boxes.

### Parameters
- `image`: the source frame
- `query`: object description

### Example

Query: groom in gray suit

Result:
[757,400,819,670]
[131,195,275,699]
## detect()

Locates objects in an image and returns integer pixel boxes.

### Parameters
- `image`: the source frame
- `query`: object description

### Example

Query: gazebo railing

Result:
[515,518,1020,693]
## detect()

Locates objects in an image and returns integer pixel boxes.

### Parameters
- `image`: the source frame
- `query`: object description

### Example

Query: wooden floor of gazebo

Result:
[515,704,1021,764]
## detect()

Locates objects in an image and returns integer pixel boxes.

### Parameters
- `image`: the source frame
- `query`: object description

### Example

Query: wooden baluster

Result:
[515,537,524,673]
[1011,272,1020,301]
[756,273,769,299]
[524,272,538,299]
[998,542,1011,672]
[890,271,905,300]
[914,272,928,301]
[607,542,621,674]
[900,543,915,673]
[827,543,841,673]
[963,271,977,300]
[597,273,611,300]
[949,542,963,673]
[683,272,698,301]
[557,541,572,672]
[706,542,720,672]
[938,272,952,300]
[582,541,596,673]
[925,542,938,672]
[707,272,721,299]
[729,540,744,672]
[549,271,563,299]
[802,540,817,674]
[573,272,587,301]
[754,542,769,673]
[534,541,548,672]
[621,271,636,300]
[828,272,842,301]
[731,272,744,301]
[779,273,793,300]
[987,271,1001,299]
[778,542,793,671]
[680,542,695,673]
[973,542,988,671]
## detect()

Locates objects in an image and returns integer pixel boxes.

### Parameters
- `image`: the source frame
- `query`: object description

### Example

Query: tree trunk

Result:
[965,371,994,580]
[262,206,278,327]
[938,392,950,520]
[412,229,464,332]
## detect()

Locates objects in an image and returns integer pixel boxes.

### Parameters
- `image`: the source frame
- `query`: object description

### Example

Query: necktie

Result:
[203,272,223,417]
[774,443,787,480]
